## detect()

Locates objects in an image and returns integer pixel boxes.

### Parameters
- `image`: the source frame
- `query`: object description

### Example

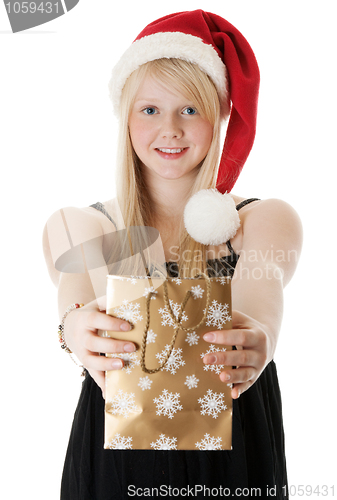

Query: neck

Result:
[141,166,198,226]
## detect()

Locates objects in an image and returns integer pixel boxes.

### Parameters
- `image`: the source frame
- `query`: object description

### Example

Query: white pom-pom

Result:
[183,189,240,245]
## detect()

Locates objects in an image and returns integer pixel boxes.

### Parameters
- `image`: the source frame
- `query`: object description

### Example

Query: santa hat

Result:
[109,10,260,245]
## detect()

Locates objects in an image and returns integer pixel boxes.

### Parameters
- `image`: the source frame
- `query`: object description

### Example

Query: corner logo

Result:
[4,0,79,33]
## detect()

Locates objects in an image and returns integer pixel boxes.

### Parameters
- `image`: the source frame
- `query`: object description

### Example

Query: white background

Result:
[1,1,336,498]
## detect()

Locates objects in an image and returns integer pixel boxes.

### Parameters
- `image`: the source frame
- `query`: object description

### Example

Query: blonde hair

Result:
[115,58,226,278]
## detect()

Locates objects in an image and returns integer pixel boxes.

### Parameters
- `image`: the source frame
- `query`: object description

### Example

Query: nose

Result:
[160,113,183,140]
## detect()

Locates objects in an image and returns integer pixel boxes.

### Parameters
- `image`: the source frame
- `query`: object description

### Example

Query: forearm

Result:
[58,259,109,320]
[231,262,284,358]
[58,272,99,320]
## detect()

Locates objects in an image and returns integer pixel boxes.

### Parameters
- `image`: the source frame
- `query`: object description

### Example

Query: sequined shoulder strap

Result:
[226,198,260,256]
[90,202,118,231]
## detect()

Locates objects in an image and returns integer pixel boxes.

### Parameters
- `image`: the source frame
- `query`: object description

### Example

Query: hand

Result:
[63,298,136,398]
[202,310,272,399]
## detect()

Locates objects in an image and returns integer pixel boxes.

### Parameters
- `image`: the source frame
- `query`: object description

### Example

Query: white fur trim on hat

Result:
[109,31,229,117]
[183,189,240,246]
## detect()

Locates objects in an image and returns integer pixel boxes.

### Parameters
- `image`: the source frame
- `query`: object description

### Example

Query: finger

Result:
[203,348,257,367]
[203,329,258,348]
[83,352,124,372]
[84,309,132,333]
[96,294,107,312]
[219,367,256,385]
[231,382,253,400]
[84,331,137,354]
[231,309,253,328]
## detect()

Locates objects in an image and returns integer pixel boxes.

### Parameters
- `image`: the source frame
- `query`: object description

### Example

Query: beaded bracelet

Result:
[58,303,86,375]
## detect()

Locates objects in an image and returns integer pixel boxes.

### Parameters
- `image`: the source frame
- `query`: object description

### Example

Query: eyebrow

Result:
[133,98,161,104]
[133,98,196,106]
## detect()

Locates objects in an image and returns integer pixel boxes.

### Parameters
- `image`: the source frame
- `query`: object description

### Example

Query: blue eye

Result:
[183,107,197,115]
[143,107,157,115]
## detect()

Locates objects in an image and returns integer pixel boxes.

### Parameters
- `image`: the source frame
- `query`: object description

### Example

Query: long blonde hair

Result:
[114,58,228,278]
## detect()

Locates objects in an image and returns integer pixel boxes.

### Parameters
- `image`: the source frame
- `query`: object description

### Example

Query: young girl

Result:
[43,10,302,499]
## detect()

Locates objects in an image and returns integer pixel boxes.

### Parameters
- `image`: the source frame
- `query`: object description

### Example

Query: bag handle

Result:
[140,272,211,374]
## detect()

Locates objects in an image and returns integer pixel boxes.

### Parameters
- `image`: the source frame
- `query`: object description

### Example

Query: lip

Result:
[155,147,189,160]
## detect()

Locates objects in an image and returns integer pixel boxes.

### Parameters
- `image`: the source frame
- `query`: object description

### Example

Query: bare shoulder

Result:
[233,197,303,286]
[240,198,302,240]
[43,206,104,246]
[42,204,113,287]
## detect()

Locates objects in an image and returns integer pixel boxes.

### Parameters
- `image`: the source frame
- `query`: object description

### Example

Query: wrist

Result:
[58,303,84,352]
[58,303,86,375]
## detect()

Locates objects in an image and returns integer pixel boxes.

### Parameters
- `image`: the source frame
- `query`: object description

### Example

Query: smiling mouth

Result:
[156,148,186,154]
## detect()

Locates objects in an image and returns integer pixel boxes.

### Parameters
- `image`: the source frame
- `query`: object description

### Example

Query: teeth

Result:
[158,148,184,153]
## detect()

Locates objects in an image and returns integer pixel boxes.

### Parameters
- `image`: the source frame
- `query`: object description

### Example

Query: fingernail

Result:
[120,322,131,331]
[124,343,136,352]
[204,354,216,364]
[111,358,123,369]
[203,333,215,342]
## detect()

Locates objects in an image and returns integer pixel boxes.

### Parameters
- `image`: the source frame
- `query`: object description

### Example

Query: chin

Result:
[158,165,200,180]
[141,162,199,182]
[158,171,192,181]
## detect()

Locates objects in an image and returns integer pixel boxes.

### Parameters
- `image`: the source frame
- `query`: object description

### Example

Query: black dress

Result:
[61,199,288,499]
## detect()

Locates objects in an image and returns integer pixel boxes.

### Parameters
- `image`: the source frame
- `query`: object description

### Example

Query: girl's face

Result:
[128,75,213,183]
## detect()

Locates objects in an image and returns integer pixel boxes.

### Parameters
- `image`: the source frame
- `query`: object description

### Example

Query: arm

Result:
[203,199,303,399]
[43,206,136,397]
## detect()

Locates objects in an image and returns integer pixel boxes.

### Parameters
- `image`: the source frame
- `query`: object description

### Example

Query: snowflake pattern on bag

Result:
[150,433,178,450]
[105,275,232,450]
[154,389,183,419]
[184,374,199,389]
[143,286,158,300]
[124,276,138,285]
[216,276,230,286]
[110,352,140,374]
[107,433,133,450]
[146,329,157,344]
[200,344,227,375]
[185,331,199,346]
[198,389,227,419]
[138,376,153,391]
[191,284,204,299]
[159,299,188,327]
[195,433,222,450]
[112,299,143,324]
[156,345,185,374]
[107,389,141,418]
[204,300,231,329]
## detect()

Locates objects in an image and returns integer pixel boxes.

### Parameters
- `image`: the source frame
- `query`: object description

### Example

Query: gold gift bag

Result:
[104,273,233,450]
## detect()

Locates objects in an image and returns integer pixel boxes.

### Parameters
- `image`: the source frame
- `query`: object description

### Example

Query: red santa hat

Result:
[109,10,260,245]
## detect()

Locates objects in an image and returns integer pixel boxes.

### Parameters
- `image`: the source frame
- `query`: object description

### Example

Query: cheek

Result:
[193,122,213,153]
[129,119,152,153]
